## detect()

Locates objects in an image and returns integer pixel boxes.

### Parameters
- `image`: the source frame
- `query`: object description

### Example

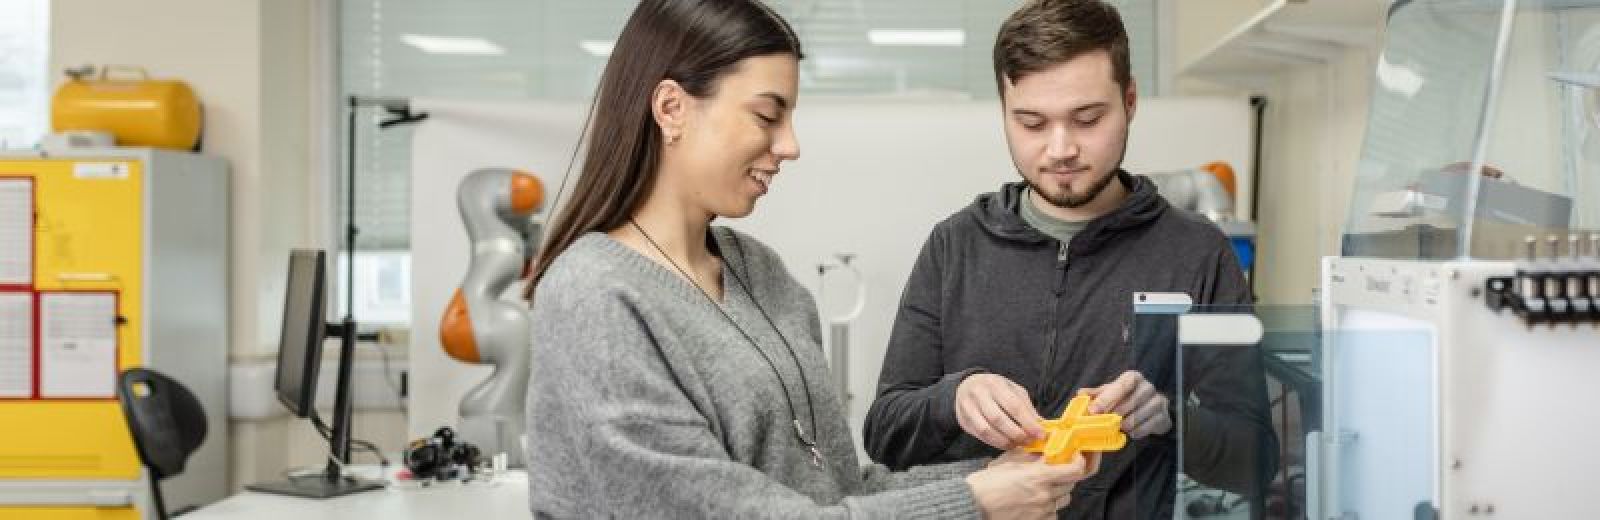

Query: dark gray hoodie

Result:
[863,172,1277,519]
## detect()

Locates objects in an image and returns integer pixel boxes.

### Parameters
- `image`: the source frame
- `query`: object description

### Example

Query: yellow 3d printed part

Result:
[1024,395,1127,465]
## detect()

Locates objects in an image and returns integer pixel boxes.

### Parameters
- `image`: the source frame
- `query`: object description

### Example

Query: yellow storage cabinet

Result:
[0,149,227,520]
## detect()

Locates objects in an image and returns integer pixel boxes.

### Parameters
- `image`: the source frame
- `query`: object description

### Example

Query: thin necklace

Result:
[628,219,823,468]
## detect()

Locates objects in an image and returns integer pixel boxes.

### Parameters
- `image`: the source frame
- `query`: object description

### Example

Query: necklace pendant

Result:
[793,420,823,467]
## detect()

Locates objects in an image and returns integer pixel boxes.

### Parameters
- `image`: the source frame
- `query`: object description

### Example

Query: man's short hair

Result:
[993,0,1132,97]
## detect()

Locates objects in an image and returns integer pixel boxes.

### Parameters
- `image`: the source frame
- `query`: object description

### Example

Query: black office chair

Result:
[117,368,208,520]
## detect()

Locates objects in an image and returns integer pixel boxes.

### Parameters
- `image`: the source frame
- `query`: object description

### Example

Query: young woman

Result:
[523,1,1098,517]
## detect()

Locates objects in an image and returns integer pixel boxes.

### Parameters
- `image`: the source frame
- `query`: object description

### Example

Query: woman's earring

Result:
[667,133,680,145]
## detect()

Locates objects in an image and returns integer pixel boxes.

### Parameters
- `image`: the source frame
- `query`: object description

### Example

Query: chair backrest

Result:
[117,368,208,480]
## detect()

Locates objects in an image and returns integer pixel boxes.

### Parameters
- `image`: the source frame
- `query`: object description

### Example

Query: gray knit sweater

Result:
[525,228,983,518]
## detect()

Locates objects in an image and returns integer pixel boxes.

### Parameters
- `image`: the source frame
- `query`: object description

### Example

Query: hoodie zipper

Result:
[1038,240,1071,400]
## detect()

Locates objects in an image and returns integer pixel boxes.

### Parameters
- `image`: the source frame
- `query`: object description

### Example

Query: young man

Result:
[862,1,1277,518]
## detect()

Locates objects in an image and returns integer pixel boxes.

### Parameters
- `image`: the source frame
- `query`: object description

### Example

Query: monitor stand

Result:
[247,319,386,499]
[246,474,386,499]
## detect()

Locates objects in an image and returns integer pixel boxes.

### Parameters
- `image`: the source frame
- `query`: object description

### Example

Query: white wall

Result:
[1252,47,1380,305]
[46,0,392,492]
[1127,96,1258,215]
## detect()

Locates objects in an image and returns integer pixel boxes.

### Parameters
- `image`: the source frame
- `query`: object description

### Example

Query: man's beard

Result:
[1024,129,1129,209]
[1029,167,1119,208]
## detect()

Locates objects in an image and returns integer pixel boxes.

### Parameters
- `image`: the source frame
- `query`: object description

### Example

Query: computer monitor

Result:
[248,249,385,499]
[275,249,326,418]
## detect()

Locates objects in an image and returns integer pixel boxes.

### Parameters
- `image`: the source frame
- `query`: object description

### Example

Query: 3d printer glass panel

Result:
[1136,303,1439,520]
[1345,0,1600,259]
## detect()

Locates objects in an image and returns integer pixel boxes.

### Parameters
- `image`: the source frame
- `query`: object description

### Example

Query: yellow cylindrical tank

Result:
[51,66,201,151]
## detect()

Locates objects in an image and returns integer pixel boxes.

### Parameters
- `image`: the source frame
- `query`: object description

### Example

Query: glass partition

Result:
[1345,0,1600,259]
[1135,301,1441,519]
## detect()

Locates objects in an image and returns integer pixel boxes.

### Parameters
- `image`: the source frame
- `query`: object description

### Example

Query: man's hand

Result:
[1081,371,1171,439]
[956,373,1045,450]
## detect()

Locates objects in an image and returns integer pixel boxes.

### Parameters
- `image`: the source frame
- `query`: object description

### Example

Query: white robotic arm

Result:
[438,168,543,466]
[1145,162,1238,222]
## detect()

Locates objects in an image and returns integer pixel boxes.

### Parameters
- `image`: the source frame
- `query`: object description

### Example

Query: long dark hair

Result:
[523,0,803,300]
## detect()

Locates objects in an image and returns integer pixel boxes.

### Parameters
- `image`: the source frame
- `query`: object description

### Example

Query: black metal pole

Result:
[326,95,361,480]
[1248,95,1267,301]
[326,317,357,479]
[316,96,424,486]
[1249,96,1266,223]
[344,95,358,331]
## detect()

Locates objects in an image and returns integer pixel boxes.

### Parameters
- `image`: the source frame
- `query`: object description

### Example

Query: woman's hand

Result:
[966,449,1101,519]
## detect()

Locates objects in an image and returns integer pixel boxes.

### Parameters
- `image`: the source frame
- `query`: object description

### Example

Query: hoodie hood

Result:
[965,169,1169,257]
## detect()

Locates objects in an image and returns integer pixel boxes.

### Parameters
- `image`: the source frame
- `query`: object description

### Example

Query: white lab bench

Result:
[184,467,529,520]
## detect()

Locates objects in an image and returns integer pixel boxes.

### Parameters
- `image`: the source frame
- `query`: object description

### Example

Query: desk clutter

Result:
[399,426,490,484]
